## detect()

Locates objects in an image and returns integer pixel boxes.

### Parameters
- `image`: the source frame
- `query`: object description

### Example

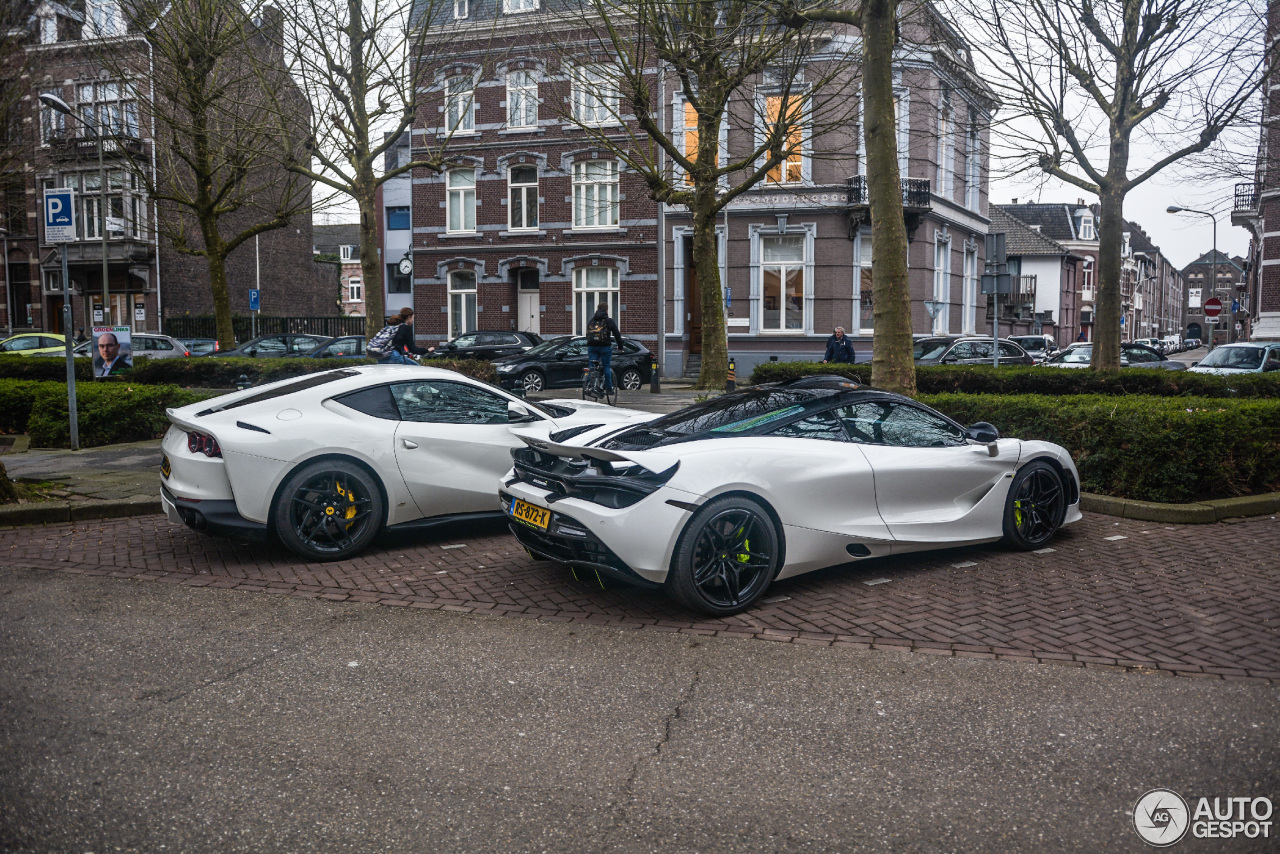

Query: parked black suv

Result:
[427,331,542,361]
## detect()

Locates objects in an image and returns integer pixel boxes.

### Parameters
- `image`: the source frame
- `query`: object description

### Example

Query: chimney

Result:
[1077,198,1085,206]
[1011,198,1018,204]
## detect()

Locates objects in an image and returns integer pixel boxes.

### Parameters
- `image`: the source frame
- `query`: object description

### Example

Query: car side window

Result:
[4,337,38,351]
[390,380,510,424]
[325,340,359,357]
[290,336,324,353]
[151,337,174,351]
[1266,349,1280,372]
[948,342,977,360]
[998,342,1022,359]
[334,385,401,419]
[766,410,847,442]
[621,339,640,353]
[454,334,479,348]
[255,337,288,355]
[561,340,586,357]
[836,401,965,448]
[1123,346,1158,363]
[43,336,65,348]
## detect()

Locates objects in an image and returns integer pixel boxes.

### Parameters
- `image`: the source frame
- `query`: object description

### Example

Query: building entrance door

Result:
[516,269,539,335]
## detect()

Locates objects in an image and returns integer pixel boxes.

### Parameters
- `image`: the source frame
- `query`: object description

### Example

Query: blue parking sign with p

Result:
[249,289,260,311]
[44,188,76,243]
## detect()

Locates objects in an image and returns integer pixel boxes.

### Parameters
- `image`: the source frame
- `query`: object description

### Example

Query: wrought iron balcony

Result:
[846,175,932,241]
[47,133,147,161]
[846,175,932,209]
[1232,182,1261,228]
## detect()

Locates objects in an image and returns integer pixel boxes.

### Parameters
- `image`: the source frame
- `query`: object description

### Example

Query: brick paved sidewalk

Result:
[4,510,1278,683]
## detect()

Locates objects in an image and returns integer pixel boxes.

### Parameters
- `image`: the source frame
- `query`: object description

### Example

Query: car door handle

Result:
[402,439,418,449]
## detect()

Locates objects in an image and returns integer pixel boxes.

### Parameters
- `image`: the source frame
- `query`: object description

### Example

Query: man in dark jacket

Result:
[823,327,856,364]
[585,304,624,393]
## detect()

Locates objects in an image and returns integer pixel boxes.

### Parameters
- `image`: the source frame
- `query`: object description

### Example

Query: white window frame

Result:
[933,233,952,334]
[854,227,873,334]
[1080,214,1096,240]
[448,270,478,338]
[937,89,954,198]
[339,244,354,261]
[77,80,139,138]
[85,0,123,38]
[503,0,538,12]
[506,69,538,129]
[573,266,620,336]
[454,0,468,18]
[965,123,980,211]
[446,168,477,233]
[508,165,539,231]
[40,14,57,44]
[759,234,807,332]
[571,65,619,126]
[759,90,807,186]
[962,244,978,334]
[571,160,619,229]
[1081,259,1095,302]
[445,74,476,135]
[676,96,728,185]
[348,278,362,302]
[39,92,65,143]
[895,81,910,177]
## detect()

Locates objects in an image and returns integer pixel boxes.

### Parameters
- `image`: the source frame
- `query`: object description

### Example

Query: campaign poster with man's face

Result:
[93,326,133,377]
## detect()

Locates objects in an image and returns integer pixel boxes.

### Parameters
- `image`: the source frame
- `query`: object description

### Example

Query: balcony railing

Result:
[846,175,933,209]
[1013,274,1036,299]
[1234,182,1260,213]
[47,134,147,161]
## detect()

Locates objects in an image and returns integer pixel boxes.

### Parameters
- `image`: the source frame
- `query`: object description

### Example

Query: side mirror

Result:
[966,422,1000,444]
[1191,361,1199,367]
[508,400,539,422]
[556,352,568,360]
[942,356,957,364]
[247,348,257,358]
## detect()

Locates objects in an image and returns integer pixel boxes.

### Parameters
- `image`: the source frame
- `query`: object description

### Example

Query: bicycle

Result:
[582,355,617,405]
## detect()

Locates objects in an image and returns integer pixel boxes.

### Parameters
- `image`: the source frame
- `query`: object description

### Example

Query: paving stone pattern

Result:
[4,511,1278,683]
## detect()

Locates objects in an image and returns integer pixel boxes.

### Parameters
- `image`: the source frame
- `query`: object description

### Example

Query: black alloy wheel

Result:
[1001,461,1067,550]
[520,369,545,393]
[667,495,780,616]
[273,459,384,561]
[619,367,643,390]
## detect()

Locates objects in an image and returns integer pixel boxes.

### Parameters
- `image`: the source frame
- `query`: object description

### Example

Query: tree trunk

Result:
[358,188,385,338]
[863,0,915,396]
[693,203,729,389]
[200,219,234,350]
[1092,178,1127,371]
[0,460,19,505]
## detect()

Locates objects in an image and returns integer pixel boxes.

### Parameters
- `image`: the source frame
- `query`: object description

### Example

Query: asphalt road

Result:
[1,566,1276,853]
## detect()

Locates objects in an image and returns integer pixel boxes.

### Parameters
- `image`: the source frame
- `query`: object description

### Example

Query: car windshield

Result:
[1016,338,1046,352]
[913,339,951,360]
[1198,347,1265,369]
[521,336,572,357]
[1053,348,1092,364]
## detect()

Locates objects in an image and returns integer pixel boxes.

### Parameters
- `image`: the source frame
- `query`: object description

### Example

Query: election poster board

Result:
[92,326,133,377]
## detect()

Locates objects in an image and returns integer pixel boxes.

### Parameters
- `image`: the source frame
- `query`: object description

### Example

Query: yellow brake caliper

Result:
[335,481,358,527]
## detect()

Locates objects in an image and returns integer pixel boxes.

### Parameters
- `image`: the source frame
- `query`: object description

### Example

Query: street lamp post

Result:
[0,226,10,337]
[38,93,82,451]
[1167,206,1219,350]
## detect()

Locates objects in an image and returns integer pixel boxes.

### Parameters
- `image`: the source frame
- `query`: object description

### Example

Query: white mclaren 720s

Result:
[160,365,653,560]
[500,376,1083,616]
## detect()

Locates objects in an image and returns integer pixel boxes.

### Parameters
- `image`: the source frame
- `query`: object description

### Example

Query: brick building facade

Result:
[0,1,337,339]
[408,0,998,375]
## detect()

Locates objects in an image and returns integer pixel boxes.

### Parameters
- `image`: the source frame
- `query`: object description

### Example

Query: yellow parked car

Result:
[0,333,67,356]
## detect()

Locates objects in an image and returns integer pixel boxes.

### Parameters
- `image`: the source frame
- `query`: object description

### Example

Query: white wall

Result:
[1022,256,1064,318]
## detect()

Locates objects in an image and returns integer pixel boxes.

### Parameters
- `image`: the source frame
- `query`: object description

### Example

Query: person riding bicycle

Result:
[585,304,624,394]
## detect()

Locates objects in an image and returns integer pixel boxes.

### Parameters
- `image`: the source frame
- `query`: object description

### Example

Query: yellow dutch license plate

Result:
[161,455,171,479]
[509,498,550,531]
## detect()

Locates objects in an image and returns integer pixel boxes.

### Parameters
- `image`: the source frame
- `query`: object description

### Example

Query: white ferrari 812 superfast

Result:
[500,376,1082,615]
[161,365,652,560]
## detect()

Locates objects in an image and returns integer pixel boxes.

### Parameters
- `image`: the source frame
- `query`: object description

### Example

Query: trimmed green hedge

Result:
[0,355,94,381]
[747,360,1280,398]
[0,379,216,448]
[919,392,1280,503]
[0,355,498,387]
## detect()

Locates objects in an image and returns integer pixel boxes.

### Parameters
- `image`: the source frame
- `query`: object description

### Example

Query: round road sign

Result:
[1203,297,1223,317]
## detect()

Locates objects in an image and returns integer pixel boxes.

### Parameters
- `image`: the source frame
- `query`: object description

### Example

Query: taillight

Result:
[214,341,220,351]
[187,430,222,457]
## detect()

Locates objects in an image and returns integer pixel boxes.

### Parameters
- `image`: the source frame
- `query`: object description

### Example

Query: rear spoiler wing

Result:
[511,427,679,475]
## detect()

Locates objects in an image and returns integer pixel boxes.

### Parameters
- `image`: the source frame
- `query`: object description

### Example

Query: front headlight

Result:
[497,364,518,373]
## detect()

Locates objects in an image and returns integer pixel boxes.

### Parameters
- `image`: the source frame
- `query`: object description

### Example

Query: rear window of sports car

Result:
[197,370,361,415]
[600,388,834,449]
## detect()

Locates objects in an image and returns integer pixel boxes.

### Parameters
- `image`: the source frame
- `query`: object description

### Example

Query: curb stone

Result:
[1080,491,1280,524]
[0,495,162,528]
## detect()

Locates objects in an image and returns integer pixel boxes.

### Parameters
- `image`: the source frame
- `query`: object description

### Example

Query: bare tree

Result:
[772,0,921,395]
[276,0,485,338]
[0,2,32,178]
[554,0,859,389]
[104,0,311,349]
[951,0,1273,369]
